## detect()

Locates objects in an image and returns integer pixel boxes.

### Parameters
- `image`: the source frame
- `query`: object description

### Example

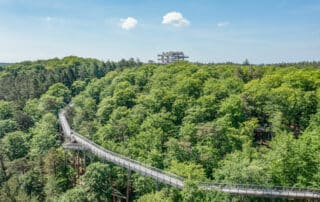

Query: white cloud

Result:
[162,11,190,27]
[217,21,230,27]
[120,17,138,30]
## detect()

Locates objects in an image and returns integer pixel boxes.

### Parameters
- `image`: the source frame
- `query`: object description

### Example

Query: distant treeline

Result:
[0,63,12,67]
[204,61,320,67]
[0,56,142,102]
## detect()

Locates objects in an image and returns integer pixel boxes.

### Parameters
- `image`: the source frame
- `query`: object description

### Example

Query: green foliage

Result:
[44,148,75,194]
[1,59,320,202]
[82,162,113,201]
[213,149,268,185]
[113,81,137,107]
[1,131,29,161]
[21,168,45,201]
[0,175,38,202]
[137,190,172,202]
[0,100,14,119]
[0,100,17,137]
[96,97,117,124]
[67,62,320,201]
[0,119,17,138]
[29,113,58,156]
[243,69,319,133]
[24,99,41,123]
[46,83,72,103]
[131,175,158,198]
[218,95,245,127]
[59,187,88,202]
[181,180,203,202]
[0,56,116,101]
[71,80,87,96]
[0,57,143,201]
[39,94,65,114]
[168,160,206,181]
[266,131,320,187]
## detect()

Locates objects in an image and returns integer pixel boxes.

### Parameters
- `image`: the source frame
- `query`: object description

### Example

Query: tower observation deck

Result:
[157,51,189,64]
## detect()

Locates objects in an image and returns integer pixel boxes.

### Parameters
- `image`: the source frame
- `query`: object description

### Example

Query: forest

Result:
[0,57,319,201]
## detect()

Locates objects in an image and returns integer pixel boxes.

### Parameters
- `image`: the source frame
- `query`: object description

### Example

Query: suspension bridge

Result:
[59,108,320,200]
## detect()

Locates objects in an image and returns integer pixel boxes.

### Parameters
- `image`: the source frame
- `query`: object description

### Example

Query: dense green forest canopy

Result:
[0,57,319,201]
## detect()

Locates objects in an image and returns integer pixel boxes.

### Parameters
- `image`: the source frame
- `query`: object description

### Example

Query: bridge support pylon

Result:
[229,194,233,202]
[126,169,131,202]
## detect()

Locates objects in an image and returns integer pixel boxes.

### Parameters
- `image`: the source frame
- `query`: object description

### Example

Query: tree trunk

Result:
[0,155,6,177]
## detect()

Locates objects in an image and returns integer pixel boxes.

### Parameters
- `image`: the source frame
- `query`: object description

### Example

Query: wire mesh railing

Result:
[59,109,184,188]
[199,182,320,194]
[202,183,320,198]
[73,130,184,180]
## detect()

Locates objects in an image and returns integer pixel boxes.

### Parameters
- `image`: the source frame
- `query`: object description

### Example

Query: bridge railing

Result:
[71,129,185,181]
[59,109,184,183]
[199,182,320,194]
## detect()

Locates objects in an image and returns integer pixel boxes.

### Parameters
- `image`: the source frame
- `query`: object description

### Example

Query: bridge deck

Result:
[59,109,320,199]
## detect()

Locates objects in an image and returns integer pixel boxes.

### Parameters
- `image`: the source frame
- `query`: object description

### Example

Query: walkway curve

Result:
[59,108,320,199]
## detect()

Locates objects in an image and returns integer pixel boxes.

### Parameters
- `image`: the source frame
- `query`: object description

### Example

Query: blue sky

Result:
[0,0,320,63]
